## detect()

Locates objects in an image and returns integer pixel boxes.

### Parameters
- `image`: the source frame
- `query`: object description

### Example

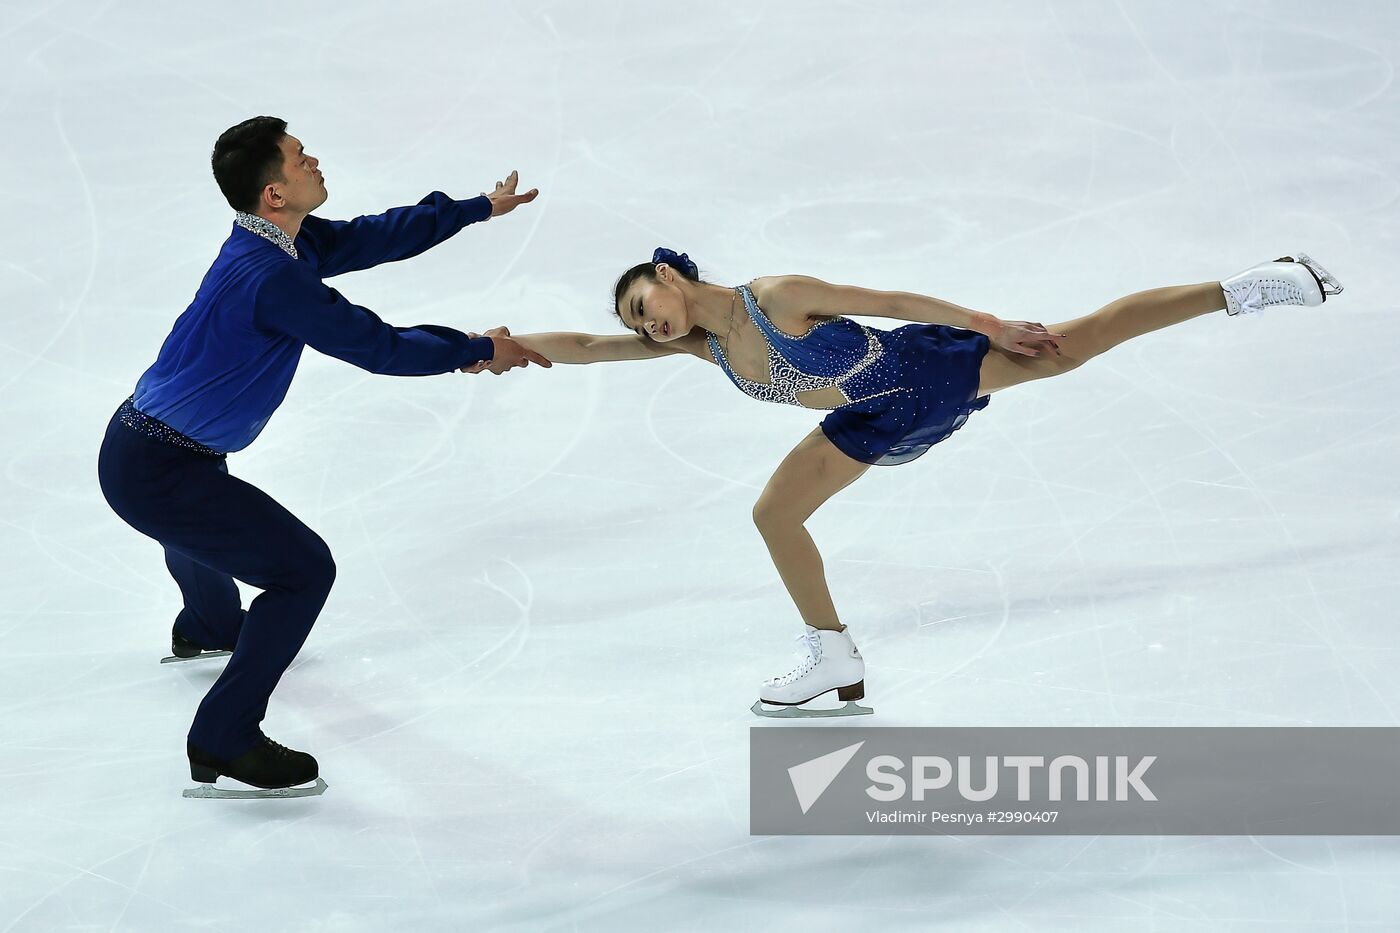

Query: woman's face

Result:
[617,264,689,341]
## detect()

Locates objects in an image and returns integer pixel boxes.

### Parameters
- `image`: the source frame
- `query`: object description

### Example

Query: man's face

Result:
[266,134,327,214]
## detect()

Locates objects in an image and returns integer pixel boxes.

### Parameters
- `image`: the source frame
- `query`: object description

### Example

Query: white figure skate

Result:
[1221,253,1343,317]
[751,625,874,719]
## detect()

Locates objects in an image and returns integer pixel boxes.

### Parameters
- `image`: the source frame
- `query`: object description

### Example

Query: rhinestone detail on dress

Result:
[706,286,898,410]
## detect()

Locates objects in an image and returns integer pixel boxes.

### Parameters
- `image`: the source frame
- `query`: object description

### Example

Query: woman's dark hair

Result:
[612,248,702,331]
[211,116,289,213]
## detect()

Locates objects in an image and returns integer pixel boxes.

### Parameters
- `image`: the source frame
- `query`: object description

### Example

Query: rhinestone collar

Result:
[234,212,298,259]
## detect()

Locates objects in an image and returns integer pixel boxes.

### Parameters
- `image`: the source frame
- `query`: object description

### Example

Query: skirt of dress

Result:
[820,323,991,466]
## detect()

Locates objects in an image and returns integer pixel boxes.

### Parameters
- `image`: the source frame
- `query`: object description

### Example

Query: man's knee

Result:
[306,538,336,592]
[280,534,336,595]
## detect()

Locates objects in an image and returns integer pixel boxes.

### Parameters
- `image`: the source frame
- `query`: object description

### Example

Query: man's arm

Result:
[297,192,491,279]
[298,171,539,279]
[253,263,495,375]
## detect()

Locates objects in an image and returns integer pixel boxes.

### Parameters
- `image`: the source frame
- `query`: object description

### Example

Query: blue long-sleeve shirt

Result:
[131,192,496,453]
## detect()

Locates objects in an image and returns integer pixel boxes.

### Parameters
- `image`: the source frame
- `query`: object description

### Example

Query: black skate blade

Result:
[750,699,874,719]
[182,777,328,800]
[160,649,232,664]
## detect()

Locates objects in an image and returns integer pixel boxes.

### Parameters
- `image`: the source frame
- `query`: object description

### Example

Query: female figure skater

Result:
[505,248,1342,717]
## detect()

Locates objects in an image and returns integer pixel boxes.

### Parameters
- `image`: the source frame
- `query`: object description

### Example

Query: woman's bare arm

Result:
[753,275,1060,357]
[513,330,711,364]
[754,274,995,332]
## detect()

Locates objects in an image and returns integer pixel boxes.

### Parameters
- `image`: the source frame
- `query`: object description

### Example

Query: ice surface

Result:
[2,1,1399,929]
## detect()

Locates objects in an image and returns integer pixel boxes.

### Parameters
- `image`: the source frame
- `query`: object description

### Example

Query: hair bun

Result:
[652,247,698,279]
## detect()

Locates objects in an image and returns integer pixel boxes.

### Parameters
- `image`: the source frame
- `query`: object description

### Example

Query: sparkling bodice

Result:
[706,285,901,410]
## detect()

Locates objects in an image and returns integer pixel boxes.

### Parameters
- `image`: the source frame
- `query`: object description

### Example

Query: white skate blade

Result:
[1291,252,1344,296]
[182,777,328,800]
[750,699,874,719]
[160,650,232,664]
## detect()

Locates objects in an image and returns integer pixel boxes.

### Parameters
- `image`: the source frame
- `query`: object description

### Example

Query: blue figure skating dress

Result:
[706,284,991,466]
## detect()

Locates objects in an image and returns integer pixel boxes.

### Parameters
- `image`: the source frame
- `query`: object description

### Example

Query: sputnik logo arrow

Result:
[788,741,865,814]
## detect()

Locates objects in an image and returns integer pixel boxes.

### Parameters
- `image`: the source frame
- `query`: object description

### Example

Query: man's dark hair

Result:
[211,116,289,213]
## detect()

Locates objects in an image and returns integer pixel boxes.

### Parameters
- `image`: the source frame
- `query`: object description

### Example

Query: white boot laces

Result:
[1229,278,1264,315]
[1260,277,1304,306]
[1229,273,1305,315]
[766,630,823,687]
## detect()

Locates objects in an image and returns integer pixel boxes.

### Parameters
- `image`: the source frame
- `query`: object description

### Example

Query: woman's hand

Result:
[974,313,1064,357]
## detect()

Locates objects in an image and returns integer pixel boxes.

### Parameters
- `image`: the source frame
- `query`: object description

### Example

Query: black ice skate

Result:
[184,734,328,799]
[160,620,234,665]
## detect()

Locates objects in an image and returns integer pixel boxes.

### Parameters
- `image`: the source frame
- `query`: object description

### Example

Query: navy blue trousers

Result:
[98,407,335,760]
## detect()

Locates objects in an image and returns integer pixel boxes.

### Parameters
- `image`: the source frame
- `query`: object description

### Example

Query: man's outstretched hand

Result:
[460,326,552,375]
[486,171,539,217]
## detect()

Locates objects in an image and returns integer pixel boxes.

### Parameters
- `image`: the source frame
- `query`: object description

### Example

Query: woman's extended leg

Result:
[752,426,871,632]
[977,281,1226,395]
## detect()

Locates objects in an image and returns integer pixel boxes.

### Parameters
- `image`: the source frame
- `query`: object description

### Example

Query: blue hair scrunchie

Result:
[652,247,698,280]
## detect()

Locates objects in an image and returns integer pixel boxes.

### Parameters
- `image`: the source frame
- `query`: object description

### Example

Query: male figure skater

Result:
[97,116,549,798]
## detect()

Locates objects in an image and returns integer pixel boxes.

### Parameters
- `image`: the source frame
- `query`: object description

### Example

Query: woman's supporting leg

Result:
[752,427,871,631]
[977,281,1226,395]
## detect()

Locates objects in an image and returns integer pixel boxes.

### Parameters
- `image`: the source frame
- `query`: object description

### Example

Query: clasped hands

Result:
[460,326,551,375]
